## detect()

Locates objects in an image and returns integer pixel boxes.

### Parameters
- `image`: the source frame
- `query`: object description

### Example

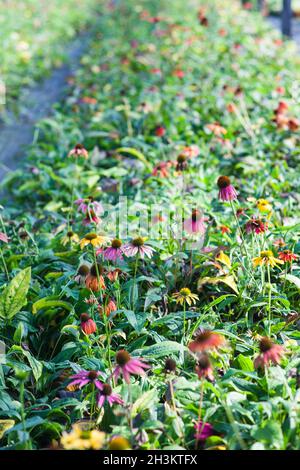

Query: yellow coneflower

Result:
[61,230,79,246]
[256,199,272,214]
[79,232,107,249]
[172,287,199,306]
[252,250,284,268]
[60,423,105,450]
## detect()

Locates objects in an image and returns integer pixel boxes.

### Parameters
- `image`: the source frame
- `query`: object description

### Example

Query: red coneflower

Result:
[217,176,237,202]
[189,329,225,353]
[152,161,172,178]
[155,126,166,137]
[245,218,268,235]
[113,350,150,383]
[278,250,298,263]
[80,314,97,335]
[195,354,214,381]
[254,337,284,369]
[85,263,106,292]
[68,143,89,159]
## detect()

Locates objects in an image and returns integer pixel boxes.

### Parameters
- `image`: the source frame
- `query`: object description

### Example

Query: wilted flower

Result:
[273,238,286,248]
[164,358,177,374]
[194,421,214,441]
[68,144,89,159]
[97,383,123,408]
[100,238,124,261]
[113,350,150,383]
[183,209,206,235]
[217,176,237,202]
[195,354,214,381]
[85,263,106,291]
[245,218,268,235]
[61,424,105,450]
[98,298,117,317]
[278,250,298,263]
[189,329,225,352]
[61,230,79,246]
[80,233,107,249]
[123,237,154,259]
[254,337,285,369]
[152,161,172,178]
[68,369,104,390]
[253,250,284,268]
[80,313,97,335]
[172,287,199,306]
[74,264,90,285]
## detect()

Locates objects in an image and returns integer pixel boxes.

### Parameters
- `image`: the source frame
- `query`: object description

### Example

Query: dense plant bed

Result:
[0,0,99,106]
[0,0,299,451]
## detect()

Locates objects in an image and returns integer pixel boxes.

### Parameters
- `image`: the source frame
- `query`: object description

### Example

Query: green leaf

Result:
[32,298,73,314]
[115,147,152,171]
[233,354,254,372]
[0,419,15,439]
[131,388,158,417]
[0,267,31,320]
[281,274,300,290]
[132,341,186,358]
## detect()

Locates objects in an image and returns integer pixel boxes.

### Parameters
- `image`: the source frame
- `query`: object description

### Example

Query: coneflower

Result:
[113,350,150,383]
[97,383,123,408]
[189,329,225,353]
[164,358,177,374]
[74,264,90,285]
[254,337,284,369]
[85,263,106,292]
[80,313,97,335]
[176,154,188,172]
[195,354,214,381]
[123,237,154,259]
[217,176,237,202]
[68,143,89,159]
[183,209,205,235]
[101,238,124,261]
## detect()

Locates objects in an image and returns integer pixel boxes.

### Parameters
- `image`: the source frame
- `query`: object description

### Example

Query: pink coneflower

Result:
[183,209,205,235]
[273,238,286,248]
[85,263,106,292]
[100,239,124,261]
[180,145,200,158]
[194,421,214,441]
[68,369,103,389]
[189,329,225,353]
[68,143,89,159]
[195,354,214,381]
[113,350,150,383]
[217,176,237,202]
[123,237,154,259]
[97,383,123,408]
[75,198,103,225]
[206,123,227,137]
[278,250,298,263]
[245,218,268,235]
[80,313,97,335]
[254,337,284,369]
[83,209,101,226]
[0,232,9,243]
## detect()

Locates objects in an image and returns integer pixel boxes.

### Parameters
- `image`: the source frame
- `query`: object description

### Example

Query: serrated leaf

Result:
[0,267,31,320]
[132,341,186,358]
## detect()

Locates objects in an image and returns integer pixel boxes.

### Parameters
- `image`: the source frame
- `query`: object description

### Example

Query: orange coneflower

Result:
[189,329,225,353]
[254,337,284,369]
[85,263,106,292]
[278,250,298,263]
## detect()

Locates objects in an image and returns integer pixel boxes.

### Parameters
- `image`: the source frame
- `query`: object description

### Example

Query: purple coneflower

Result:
[194,421,214,441]
[217,176,237,202]
[100,238,124,261]
[123,237,154,259]
[183,209,205,235]
[113,350,150,383]
[97,383,123,408]
[68,369,103,389]
[68,143,89,159]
